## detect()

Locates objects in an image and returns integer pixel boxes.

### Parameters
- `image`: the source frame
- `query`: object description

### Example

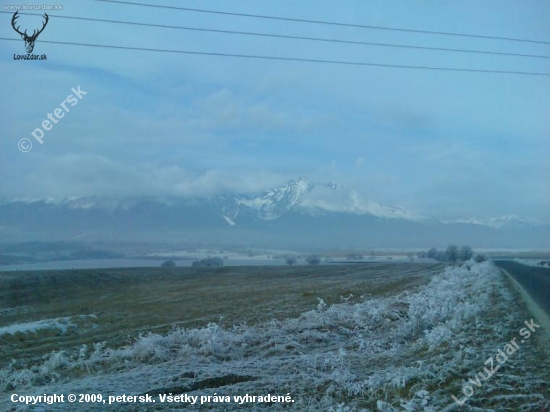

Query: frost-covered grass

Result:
[0,262,548,411]
[0,317,75,336]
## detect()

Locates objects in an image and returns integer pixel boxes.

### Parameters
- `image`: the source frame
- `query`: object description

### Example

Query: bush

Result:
[426,248,439,259]
[161,260,176,267]
[421,245,475,264]
[459,246,474,261]
[285,256,297,265]
[192,257,224,267]
[306,255,321,265]
[445,245,459,263]
[474,254,487,263]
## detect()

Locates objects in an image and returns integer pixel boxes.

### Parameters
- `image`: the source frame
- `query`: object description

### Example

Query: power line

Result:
[2,37,549,77]
[93,0,550,46]
[3,11,549,60]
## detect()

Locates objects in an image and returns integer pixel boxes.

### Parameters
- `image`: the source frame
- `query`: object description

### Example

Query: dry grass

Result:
[0,263,442,368]
[1,262,549,411]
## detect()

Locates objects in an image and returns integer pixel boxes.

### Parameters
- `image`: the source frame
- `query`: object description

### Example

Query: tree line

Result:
[417,245,486,263]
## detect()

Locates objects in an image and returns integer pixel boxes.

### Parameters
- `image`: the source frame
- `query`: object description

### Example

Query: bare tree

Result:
[306,255,321,265]
[192,257,224,267]
[445,245,459,263]
[474,254,487,263]
[161,260,176,267]
[427,248,439,259]
[459,246,474,261]
[285,255,297,265]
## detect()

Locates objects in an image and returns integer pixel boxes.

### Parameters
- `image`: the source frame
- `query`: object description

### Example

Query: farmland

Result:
[0,263,440,366]
[1,262,548,411]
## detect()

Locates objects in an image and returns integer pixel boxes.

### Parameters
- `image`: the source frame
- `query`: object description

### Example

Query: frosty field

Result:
[0,262,548,411]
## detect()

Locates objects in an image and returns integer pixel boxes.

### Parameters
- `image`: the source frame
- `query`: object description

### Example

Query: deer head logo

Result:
[11,11,49,53]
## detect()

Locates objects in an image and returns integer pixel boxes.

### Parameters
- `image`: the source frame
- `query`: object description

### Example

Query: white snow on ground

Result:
[1,262,548,411]
[0,317,75,336]
[0,306,30,316]
[513,258,550,268]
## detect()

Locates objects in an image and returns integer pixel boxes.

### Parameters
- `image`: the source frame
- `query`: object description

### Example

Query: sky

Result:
[0,0,549,222]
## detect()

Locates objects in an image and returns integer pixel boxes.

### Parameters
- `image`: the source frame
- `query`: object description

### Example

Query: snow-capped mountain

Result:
[298,193,423,221]
[228,177,422,222]
[236,177,315,220]
[0,178,548,248]
[442,215,540,229]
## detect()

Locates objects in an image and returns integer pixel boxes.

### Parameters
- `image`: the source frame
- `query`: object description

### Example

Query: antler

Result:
[30,13,49,39]
[11,11,26,37]
[11,11,49,39]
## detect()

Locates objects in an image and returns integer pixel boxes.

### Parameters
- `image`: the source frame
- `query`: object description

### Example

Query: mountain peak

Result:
[237,177,315,220]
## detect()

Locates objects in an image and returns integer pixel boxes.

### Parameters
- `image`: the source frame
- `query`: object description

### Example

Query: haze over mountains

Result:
[0,178,548,249]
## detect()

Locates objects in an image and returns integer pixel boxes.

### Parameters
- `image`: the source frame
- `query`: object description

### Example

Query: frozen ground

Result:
[0,262,548,411]
[0,317,75,337]
[512,258,550,268]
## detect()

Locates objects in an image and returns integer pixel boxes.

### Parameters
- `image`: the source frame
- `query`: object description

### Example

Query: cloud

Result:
[182,88,319,136]
[0,153,288,199]
[1,1,549,224]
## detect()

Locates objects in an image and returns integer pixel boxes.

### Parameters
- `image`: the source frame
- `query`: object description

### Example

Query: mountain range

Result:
[0,178,548,249]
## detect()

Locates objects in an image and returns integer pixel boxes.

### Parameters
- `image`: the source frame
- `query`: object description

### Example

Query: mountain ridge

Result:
[1,178,547,249]
[1,177,540,228]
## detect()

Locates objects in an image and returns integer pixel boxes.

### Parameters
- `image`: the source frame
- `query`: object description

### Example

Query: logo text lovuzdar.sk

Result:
[11,11,49,60]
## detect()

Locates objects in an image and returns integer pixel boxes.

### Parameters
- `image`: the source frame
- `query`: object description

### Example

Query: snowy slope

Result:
[237,177,315,220]
[236,177,422,222]
[443,215,540,229]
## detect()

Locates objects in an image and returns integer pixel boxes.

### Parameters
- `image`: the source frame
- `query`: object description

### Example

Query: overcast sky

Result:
[1,0,549,222]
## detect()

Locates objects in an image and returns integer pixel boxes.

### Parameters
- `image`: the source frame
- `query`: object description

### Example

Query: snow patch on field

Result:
[1,262,548,411]
[0,306,30,316]
[0,317,75,336]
